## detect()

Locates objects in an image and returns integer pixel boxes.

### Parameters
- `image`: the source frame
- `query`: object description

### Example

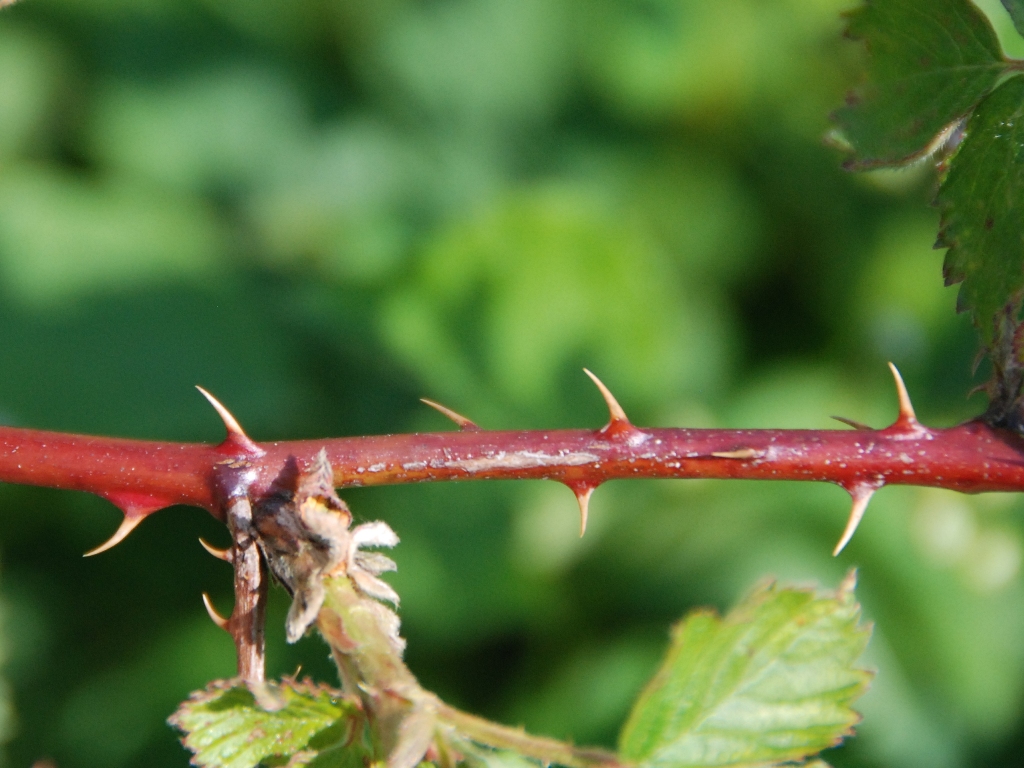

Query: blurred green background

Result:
[0,0,1023,766]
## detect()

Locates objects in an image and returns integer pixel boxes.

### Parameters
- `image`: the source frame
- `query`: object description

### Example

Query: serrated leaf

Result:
[938,75,1024,346]
[1002,0,1024,38]
[833,0,1007,168]
[169,677,362,768]
[618,577,871,768]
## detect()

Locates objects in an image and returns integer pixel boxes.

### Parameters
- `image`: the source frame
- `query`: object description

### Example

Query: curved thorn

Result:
[202,593,231,631]
[83,514,145,557]
[420,398,479,431]
[583,369,630,429]
[831,415,873,431]
[196,386,263,454]
[196,386,246,438]
[887,362,918,426]
[833,486,877,556]
[199,537,233,562]
[966,383,987,400]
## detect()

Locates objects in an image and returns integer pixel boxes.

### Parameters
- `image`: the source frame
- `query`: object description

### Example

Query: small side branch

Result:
[436,702,626,768]
[226,496,268,682]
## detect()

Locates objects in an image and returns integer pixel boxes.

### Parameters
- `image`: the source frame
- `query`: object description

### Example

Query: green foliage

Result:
[169,678,362,768]
[0,0,1020,766]
[170,576,868,768]
[1002,0,1024,36]
[461,745,546,768]
[835,0,1024,400]
[937,76,1024,345]
[833,0,1006,169]
[619,577,870,768]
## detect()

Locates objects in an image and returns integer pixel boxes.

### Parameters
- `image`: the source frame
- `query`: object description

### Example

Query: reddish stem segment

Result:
[0,420,1022,511]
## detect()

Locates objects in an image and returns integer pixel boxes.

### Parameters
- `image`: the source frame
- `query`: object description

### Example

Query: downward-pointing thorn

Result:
[202,593,231,632]
[887,362,918,427]
[573,484,596,537]
[196,386,264,455]
[583,369,634,438]
[83,514,145,557]
[833,484,880,556]
[420,398,479,430]
[199,538,233,562]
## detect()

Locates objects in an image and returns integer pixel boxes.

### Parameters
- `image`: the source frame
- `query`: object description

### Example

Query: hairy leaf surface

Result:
[833,0,1006,168]
[169,678,361,768]
[618,577,871,768]
[938,75,1024,345]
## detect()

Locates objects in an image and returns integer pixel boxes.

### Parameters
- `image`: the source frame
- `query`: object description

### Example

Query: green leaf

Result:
[938,75,1024,346]
[618,576,871,768]
[1002,0,1024,38]
[169,677,362,768]
[461,743,543,768]
[832,0,1006,168]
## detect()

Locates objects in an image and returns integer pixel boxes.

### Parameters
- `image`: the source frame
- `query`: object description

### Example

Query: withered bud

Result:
[253,449,400,645]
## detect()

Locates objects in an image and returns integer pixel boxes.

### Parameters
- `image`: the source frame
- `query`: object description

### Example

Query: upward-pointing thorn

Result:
[83,514,146,557]
[887,362,918,428]
[196,386,264,455]
[420,398,480,430]
[583,369,633,438]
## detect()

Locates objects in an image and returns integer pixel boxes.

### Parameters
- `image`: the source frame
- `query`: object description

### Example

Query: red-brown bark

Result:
[0,417,1022,516]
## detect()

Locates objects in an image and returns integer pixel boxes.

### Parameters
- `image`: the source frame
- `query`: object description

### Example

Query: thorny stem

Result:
[3,374,1007,766]
[1,369,1023,553]
[2,420,1024,515]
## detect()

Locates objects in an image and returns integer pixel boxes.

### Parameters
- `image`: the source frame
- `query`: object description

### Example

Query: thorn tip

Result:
[887,362,918,427]
[583,369,631,434]
[831,415,873,431]
[420,398,479,430]
[83,514,145,557]
[202,593,231,631]
[573,485,596,536]
[199,538,233,562]
[833,485,879,556]
[196,386,263,454]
